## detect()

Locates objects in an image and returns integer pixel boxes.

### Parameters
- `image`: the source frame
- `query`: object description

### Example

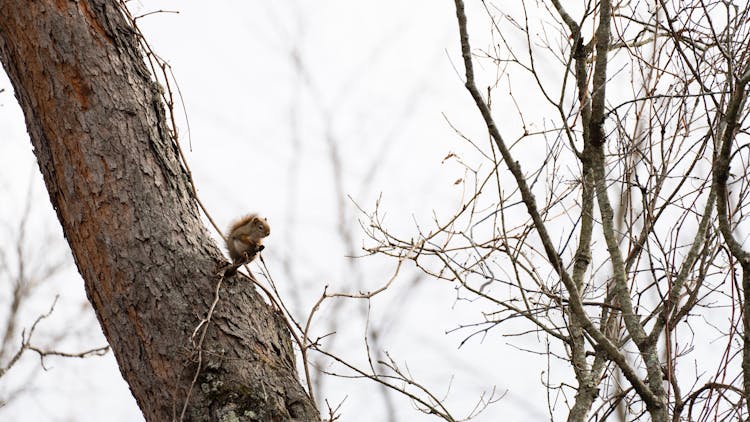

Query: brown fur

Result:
[225,214,270,263]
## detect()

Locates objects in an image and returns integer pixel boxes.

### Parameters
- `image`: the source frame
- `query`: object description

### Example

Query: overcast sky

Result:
[0,2,568,421]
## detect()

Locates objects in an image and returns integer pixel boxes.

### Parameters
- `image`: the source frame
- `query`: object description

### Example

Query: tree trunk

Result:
[0,1,319,421]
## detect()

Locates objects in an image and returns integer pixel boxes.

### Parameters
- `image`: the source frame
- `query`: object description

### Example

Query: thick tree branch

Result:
[712,64,750,417]
[0,2,318,421]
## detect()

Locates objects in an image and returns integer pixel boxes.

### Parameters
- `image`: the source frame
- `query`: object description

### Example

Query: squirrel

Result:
[222,214,270,276]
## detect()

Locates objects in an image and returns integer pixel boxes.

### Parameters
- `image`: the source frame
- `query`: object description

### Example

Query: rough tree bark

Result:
[0,1,319,421]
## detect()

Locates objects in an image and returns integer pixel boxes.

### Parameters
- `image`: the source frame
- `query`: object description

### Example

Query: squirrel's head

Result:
[253,216,270,237]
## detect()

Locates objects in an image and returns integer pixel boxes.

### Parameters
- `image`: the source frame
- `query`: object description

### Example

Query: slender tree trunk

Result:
[0,1,319,421]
